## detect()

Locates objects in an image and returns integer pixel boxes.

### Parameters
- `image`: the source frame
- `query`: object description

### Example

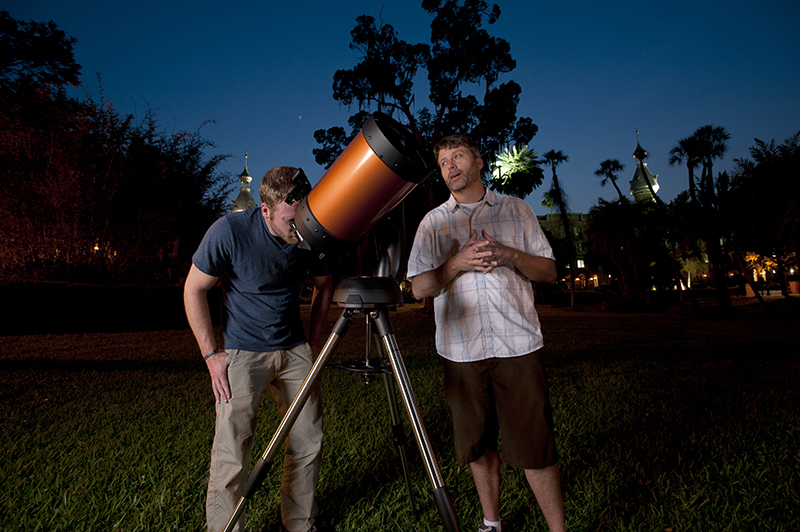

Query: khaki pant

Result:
[206,344,323,532]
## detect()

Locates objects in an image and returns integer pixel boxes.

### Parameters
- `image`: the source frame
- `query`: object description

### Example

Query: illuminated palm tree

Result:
[490,144,544,199]
[594,159,626,201]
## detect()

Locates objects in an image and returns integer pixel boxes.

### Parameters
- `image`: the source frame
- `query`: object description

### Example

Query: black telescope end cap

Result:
[363,112,434,183]
[294,199,348,257]
[333,277,404,308]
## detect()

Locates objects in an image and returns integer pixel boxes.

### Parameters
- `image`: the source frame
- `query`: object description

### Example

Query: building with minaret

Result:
[629,133,660,203]
[230,153,257,213]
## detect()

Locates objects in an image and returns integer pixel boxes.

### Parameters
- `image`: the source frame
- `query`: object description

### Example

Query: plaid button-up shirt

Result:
[407,188,554,363]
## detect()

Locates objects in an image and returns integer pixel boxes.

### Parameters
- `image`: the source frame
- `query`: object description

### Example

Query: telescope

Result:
[224,112,462,532]
[289,112,431,258]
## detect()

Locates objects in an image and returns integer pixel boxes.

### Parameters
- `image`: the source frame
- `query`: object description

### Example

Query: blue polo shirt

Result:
[192,208,330,352]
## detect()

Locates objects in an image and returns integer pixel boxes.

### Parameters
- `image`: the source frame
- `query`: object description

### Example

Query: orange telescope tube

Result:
[294,112,432,254]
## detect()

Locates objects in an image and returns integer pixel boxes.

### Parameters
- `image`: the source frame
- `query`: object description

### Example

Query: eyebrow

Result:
[439,149,464,165]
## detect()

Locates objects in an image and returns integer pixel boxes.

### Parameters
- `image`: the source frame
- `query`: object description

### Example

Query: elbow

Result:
[541,260,558,284]
[410,279,430,301]
[411,284,424,301]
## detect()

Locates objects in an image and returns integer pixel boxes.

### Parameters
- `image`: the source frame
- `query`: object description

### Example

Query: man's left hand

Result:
[480,230,514,273]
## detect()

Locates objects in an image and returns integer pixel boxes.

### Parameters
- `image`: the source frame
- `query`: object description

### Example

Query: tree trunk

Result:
[733,251,766,305]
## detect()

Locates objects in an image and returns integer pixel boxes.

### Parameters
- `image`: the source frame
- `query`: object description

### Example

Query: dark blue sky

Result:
[7,0,800,213]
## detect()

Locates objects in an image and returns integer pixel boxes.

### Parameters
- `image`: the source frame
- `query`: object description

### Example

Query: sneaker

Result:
[478,524,502,532]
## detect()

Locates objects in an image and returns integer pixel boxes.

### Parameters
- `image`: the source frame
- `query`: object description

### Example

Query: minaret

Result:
[629,130,660,203]
[230,152,257,213]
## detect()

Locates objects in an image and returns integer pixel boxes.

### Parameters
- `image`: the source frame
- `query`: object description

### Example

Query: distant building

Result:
[230,153,257,213]
[534,135,663,291]
[537,212,606,289]
[629,136,660,203]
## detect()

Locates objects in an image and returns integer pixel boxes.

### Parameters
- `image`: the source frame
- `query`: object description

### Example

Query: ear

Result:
[476,156,484,171]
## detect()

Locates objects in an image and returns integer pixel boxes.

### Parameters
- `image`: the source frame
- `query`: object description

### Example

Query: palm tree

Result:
[668,136,701,205]
[693,125,730,208]
[542,149,575,307]
[682,125,731,309]
[541,191,555,212]
[594,159,626,201]
[542,150,570,216]
[490,144,544,199]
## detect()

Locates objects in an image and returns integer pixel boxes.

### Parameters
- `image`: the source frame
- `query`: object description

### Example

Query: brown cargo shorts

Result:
[442,351,559,470]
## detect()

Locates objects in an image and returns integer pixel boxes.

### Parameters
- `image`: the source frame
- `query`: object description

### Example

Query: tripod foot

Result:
[433,486,461,532]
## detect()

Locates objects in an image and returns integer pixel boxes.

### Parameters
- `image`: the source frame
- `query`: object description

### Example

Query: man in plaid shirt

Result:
[407,134,566,532]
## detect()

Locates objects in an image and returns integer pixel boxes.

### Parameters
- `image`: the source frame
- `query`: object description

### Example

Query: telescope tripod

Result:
[327,323,419,517]
[222,276,461,532]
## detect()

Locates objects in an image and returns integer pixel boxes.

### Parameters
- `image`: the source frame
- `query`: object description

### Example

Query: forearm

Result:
[511,251,557,284]
[411,259,460,299]
[184,286,217,355]
[308,279,333,352]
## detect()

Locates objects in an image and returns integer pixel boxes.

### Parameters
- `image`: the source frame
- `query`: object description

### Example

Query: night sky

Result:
[6,0,800,214]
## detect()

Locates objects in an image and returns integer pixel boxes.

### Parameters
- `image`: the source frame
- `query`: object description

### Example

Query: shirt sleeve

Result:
[192,217,232,277]
[406,214,435,279]
[524,207,555,260]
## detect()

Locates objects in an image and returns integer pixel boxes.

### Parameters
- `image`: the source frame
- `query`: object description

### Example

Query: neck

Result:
[454,185,485,204]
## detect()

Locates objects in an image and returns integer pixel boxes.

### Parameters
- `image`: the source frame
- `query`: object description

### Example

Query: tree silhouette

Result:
[730,131,800,297]
[0,11,81,92]
[587,199,673,303]
[669,125,732,309]
[311,1,540,278]
[668,135,702,205]
[694,125,731,210]
[0,13,231,284]
[594,159,626,201]
[314,1,537,193]
[542,149,576,307]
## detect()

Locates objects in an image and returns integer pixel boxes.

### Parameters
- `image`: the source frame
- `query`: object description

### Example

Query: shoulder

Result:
[487,189,533,212]
[199,214,234,245]
[420,197,456,225]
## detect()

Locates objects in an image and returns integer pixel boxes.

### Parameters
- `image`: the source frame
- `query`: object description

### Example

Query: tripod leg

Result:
[222,309,357,532]
[380,368,419,516]
[372,309,461,532]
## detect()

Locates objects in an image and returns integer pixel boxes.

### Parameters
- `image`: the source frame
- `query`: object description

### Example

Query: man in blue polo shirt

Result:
[184,166,333,532]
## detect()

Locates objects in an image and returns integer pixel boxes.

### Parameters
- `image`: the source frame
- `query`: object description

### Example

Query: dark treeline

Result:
[1,7,797,310]
[584,128,800,308]
[0,11,231,286]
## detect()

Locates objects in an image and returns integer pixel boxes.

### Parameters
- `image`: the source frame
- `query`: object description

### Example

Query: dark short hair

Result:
[433,134,482,163]
[259,166,297,210]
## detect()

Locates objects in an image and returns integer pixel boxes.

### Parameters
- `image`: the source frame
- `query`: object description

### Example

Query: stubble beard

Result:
[269,214,300,245]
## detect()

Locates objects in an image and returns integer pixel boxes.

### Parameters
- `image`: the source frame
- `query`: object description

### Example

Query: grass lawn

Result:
[1,294,798,531]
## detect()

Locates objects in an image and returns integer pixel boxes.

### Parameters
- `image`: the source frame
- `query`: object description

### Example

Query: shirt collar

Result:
[446,187,497,212]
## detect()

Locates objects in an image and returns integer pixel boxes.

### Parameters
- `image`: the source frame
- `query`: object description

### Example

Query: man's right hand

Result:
[451,229,496,273]
[206,352,231,404]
